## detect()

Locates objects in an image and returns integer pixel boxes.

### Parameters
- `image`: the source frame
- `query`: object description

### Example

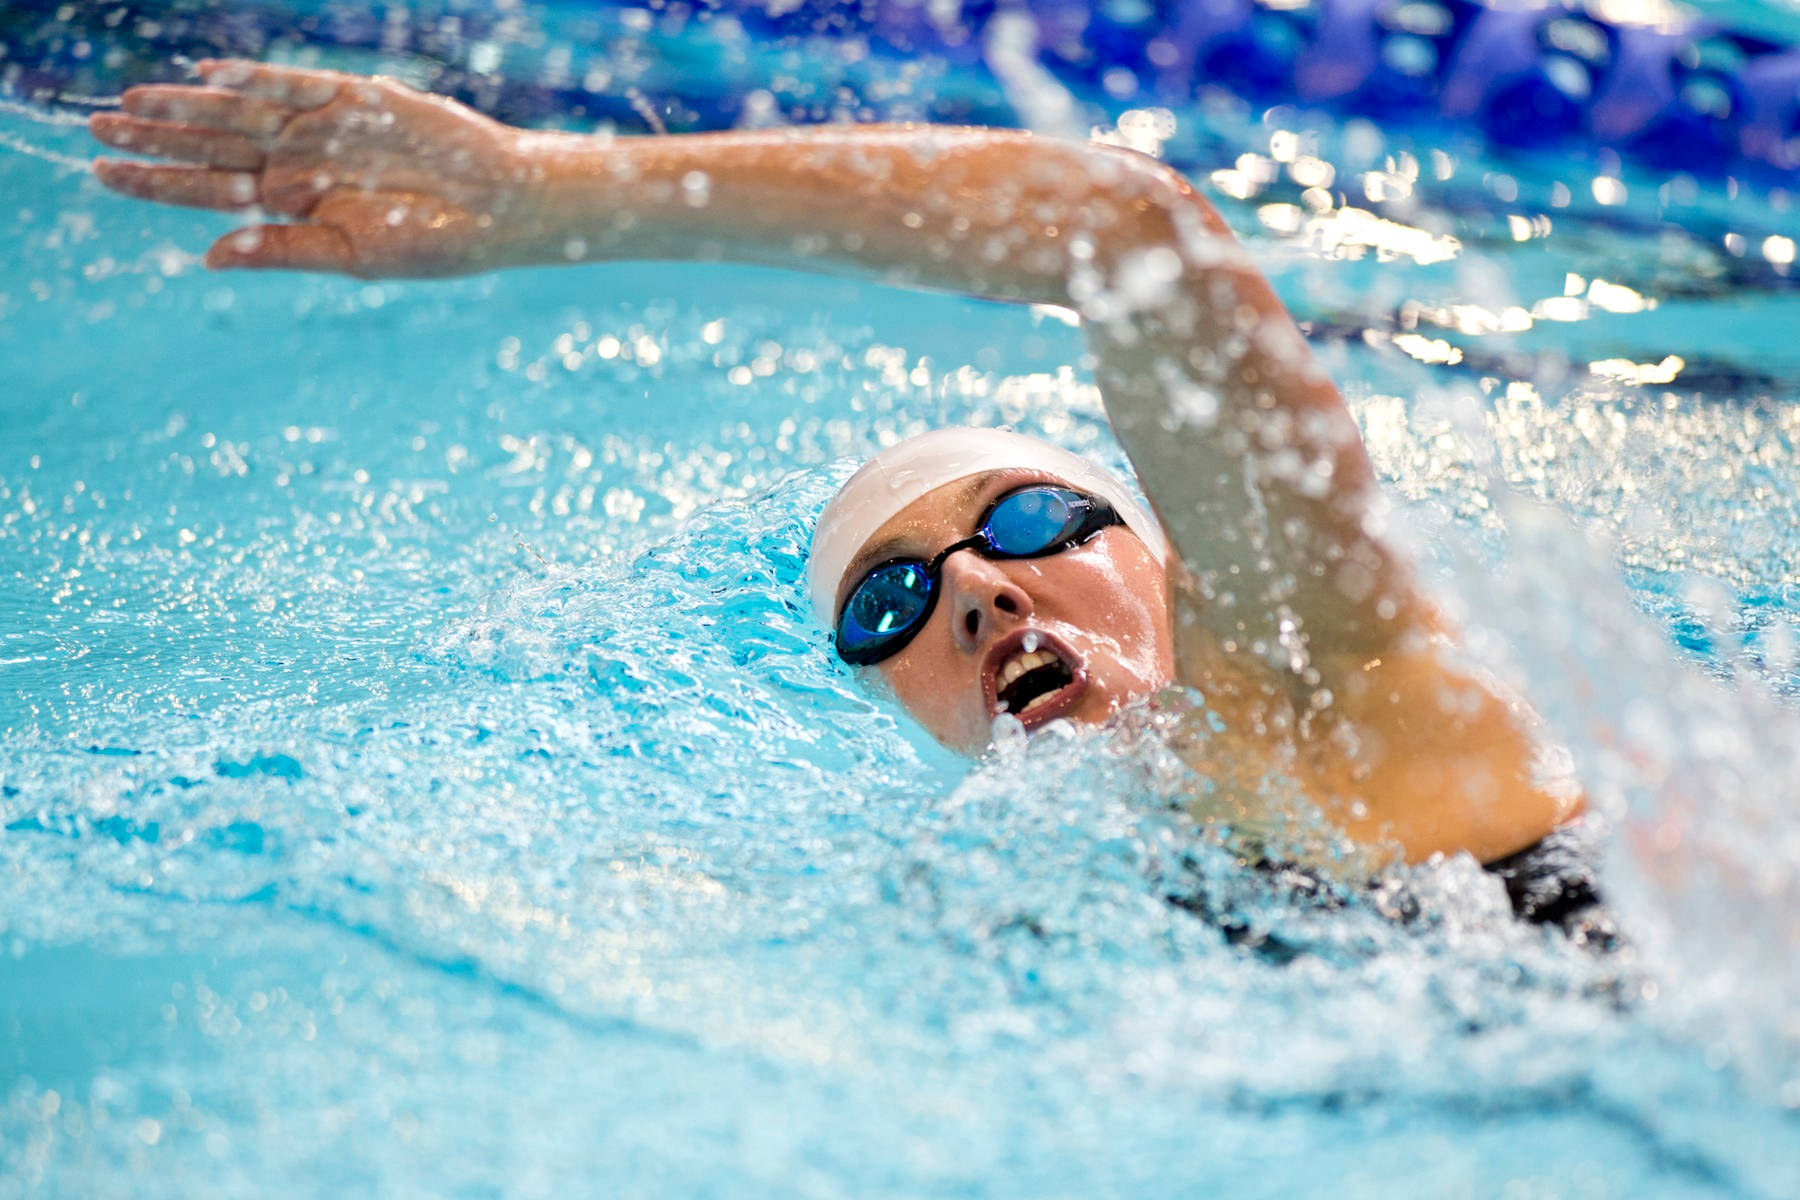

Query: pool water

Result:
[4,3,1800,1196]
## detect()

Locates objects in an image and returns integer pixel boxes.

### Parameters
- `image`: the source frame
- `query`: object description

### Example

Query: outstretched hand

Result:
[91,60,528,277]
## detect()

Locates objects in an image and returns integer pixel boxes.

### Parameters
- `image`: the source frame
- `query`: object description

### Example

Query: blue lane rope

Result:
[724,0,1800,184]
[3,1,1796,186]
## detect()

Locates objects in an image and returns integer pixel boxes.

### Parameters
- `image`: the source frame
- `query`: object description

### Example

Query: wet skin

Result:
[836,469,1174,754]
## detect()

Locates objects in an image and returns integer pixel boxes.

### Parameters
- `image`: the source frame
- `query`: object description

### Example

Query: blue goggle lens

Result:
[985,487,1083,555]
[839,561,933,657]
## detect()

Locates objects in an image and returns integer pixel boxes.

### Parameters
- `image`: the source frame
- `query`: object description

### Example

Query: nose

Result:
[941,550,1032,653]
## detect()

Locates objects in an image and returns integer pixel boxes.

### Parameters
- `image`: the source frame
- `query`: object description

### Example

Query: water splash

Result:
[1438,489,1800,1106]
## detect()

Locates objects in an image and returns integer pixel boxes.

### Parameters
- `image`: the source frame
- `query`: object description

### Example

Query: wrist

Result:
[492,128,660,268]
[488,126,573,268]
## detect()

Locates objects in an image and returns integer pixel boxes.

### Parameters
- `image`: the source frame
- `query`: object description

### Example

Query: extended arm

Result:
[92,61,1392,647]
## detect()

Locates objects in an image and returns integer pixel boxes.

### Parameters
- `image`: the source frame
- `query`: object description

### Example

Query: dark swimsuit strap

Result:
[1169,816,1623,960]
[1483,817,1621,952]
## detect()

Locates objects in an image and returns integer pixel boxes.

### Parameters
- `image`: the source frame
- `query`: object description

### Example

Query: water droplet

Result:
[989,712,1027,757]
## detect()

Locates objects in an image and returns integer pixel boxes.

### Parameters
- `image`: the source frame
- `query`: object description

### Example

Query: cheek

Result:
[1131,568,1175,675]
[1102,598,1172,685]
[879,641,988,745]
[1056,553,1173,684]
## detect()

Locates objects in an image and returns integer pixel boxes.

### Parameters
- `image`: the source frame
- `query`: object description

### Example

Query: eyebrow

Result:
[842,533,914,583]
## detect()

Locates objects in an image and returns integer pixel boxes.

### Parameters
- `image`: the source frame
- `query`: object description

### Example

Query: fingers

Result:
[93,159,260,211]
[206,224,357,273]
[196,58,344,109]
[90,112,263,170]
[121,85,292,138]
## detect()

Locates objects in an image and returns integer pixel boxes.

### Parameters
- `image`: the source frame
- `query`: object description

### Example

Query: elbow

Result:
[1050,141,1237,263]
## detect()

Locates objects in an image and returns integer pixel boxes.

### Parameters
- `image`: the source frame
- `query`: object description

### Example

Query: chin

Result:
[1066,686,1136,731]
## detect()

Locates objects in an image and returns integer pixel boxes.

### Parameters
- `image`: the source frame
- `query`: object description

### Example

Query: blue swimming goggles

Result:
[834,484,1123,666]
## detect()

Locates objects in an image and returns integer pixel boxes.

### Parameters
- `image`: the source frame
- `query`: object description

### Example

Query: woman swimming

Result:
[89,59,1584,875]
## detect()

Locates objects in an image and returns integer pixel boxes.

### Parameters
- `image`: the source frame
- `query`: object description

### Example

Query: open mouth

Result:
[985,630,1088,728]
[998,649,1073,715]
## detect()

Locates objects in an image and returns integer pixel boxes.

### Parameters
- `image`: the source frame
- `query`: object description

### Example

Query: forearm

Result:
[501,125,1193,302]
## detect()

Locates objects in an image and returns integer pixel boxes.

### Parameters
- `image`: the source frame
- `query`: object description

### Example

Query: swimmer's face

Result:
[837,469,1174,754]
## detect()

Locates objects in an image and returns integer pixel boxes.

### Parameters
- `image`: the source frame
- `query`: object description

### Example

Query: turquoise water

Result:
[5,7,1800,1196]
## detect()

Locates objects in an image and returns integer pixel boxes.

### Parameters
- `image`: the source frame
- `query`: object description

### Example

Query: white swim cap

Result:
[807,427,1168,625]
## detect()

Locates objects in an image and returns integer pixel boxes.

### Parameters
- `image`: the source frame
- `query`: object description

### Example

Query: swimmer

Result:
[90,60,1586,875]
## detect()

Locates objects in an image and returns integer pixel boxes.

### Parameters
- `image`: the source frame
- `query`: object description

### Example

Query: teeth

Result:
[998,647,1061,690]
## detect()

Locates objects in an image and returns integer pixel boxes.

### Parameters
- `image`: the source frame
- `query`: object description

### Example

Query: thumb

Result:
[206,223,359,274]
